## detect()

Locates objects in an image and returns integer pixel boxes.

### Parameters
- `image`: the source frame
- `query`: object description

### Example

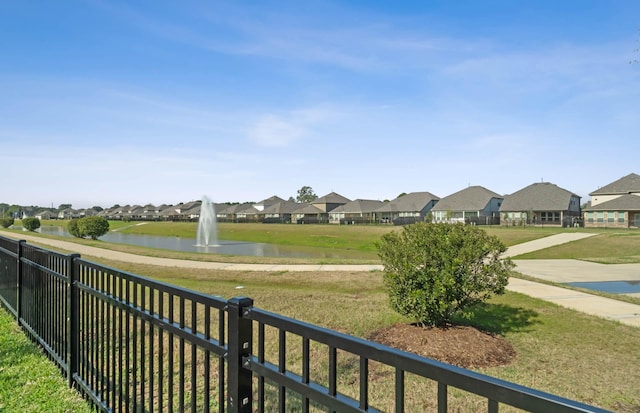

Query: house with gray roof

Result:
[260,200,300,223]
[583,173,640,228]
[311,192,351,213]
[292,204,326,224]
[431,186,503,225]
[35,210,56,220]
[373,192,440,225]
[253,195,286,212]
[216,203,260,222]
[499,182,581,226]
[58,207,80,220]
[328,199,384,224]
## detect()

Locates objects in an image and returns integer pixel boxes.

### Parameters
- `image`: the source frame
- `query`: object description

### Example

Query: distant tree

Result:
[296,186,318,203]
[58,204,72,210]
[91,206,104,212]
[22,217,41,232]
[111,204,121,209]
[1,218,14,228]
[376,222,513,327]
[287,196,295,202]
[396,192,407,198]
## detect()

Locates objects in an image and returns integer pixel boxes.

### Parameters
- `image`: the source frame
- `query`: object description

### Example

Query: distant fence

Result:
[0,235,609,412]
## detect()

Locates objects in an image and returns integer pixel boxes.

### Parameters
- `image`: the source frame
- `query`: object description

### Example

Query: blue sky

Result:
[1,1,639,209]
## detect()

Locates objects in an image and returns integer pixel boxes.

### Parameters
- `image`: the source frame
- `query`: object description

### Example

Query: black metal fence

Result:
[0,235,609,412]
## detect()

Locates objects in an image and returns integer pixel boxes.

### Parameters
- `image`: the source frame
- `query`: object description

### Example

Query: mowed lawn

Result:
[2,222,640,411]
[76,259,640,412]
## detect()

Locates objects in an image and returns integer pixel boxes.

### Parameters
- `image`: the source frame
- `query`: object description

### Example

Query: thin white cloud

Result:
[248,115,305,147]
[247,107,334,147]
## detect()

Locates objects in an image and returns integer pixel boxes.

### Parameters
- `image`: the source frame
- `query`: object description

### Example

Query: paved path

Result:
[2,230,640,327]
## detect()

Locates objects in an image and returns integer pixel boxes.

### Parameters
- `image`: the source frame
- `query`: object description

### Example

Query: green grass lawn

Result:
[81,259,640,412]
[2,223,640,411]
[0,308,92,413]
[515,230,640,263]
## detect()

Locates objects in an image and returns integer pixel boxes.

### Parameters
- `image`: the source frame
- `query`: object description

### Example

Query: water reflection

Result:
[35,226,348,259]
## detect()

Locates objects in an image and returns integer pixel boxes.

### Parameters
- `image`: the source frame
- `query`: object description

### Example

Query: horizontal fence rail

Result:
[0,234,611,413]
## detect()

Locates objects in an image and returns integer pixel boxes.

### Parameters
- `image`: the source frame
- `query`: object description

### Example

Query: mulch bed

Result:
[368,323,516,369]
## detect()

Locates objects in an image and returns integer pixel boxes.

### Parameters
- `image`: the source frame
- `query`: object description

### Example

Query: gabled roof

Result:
[431,186,502,212]
[293,204,324,214]
[500,182,579,212]
[583,194,640,211]
[312,192,351,205]
[221,203,258,214]
[589,173,640,196]
[256,195,285,205]
[330,199,384,214]
[374,192,440,213]
[261,201,300,215]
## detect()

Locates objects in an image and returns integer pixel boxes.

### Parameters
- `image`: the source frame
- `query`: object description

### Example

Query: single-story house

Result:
[431,186,503,225]
[583,173,640,228]
[217,203,260,222]
[311,192,351,213]
[373,192,440,225]
[328,199,384,224]
[292,204,326,224]
[499,182,581,226]
[253,195,286,212]
[260,200,300,223]
[35,210,56,220]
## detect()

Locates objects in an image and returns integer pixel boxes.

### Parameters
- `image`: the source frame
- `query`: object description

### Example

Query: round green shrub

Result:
[1,218,14,228]
[21,217,41,232]
[376,222,514,327]
[77,216,109,240]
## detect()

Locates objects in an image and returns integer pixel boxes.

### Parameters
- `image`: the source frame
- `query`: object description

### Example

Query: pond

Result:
[34,226,354,259]
[566,281,640,295]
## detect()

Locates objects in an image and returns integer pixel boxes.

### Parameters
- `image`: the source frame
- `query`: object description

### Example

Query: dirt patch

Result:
[368,323,516,369]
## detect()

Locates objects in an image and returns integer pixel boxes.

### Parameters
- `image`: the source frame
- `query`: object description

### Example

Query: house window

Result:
[586,212,594,223]
[597,212,604,222]
[618,211,625,223]
[541,212,559,222]
[607,212,615,223]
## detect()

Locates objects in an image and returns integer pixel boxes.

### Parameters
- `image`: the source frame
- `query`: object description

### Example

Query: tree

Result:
[296,186,317,203]
[58,204,72,210]
[91,206,104,212]
[67,218,82,238]
[1,218,14,228]
[22,217,41,232]
[376,222,513,327]
[77,216,110,240]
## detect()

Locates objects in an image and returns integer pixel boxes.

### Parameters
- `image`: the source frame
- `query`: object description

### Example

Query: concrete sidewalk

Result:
[2,230,640,327]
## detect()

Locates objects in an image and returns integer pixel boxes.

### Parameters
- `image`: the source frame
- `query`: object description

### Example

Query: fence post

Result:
[227,296,254,413]
[66,253,81,388]
[16,240,25,322]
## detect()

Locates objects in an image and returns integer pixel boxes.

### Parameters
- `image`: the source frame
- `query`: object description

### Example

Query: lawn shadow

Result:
[454,303,541,334]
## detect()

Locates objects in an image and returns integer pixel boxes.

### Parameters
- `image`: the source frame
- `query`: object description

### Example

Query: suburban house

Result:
[310,192,351,212]
[583,173,640,228]
[217,203,260,223]
[373,192,440,225]
[328,199,384,224]
[260,200,300,223]
[58,208,80,220]
[499,182,581,226]
[253,196,286,212]
[292,204,326,224]
[431,186,503,225]
[35,210,56,220]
